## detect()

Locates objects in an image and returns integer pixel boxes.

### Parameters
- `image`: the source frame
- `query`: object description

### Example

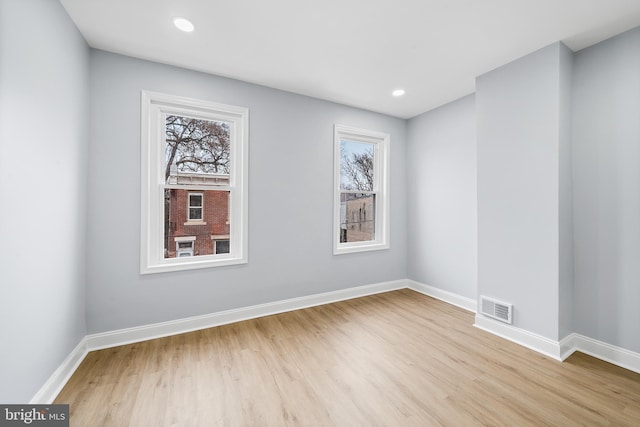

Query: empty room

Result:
[1,0,640,425]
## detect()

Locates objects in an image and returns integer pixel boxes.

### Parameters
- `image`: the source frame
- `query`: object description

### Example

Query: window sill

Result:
[184,221,207,226]
[333,242,389,255]
[141,255,248,274]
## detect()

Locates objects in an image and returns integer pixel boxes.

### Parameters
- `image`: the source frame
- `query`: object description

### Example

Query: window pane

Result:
[189,194,202,207]
[189,208,202,220]
[340,139,374,191]
[164,189,231,258]
[339,193,375,242]
[215,240,230,254]
[165,115,231,185]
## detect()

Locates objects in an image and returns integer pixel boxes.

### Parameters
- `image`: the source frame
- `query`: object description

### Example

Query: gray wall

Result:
[0,0,89,402]
[86,51,407,334]
[407,28,640,352]
[406,95,477,299]
[476,43,570,340]
[572,27,640,353]
[558,45,574,341]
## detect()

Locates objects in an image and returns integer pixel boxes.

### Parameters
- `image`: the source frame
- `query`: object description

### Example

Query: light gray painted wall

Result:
[406,95,477,299]
[86,51,407,334]
[0,0,89,402]
[558,44,574,341]
[476,43,567,340]
[572,27,640,353]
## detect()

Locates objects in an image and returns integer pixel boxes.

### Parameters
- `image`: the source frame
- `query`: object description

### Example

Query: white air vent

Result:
[480,296,513,324]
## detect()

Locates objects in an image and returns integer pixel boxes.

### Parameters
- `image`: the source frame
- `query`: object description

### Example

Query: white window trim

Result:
[140,90,248,274]
[333,124,390,255]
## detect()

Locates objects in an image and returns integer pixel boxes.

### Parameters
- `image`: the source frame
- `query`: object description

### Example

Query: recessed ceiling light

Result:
[173,17,195,33]
[392,89,405,97]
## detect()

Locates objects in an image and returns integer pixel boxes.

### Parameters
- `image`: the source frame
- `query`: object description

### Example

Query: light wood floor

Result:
[56,289,640,426]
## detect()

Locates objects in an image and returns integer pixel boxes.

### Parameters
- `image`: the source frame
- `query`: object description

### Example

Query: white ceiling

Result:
[60,0,640,119]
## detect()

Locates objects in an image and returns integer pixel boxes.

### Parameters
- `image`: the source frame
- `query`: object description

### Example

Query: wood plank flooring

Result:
[55,289,640,426]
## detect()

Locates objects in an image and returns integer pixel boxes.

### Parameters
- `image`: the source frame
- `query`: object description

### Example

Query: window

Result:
[141,91,248,274]
[187,193,203,222]
[333,124,389,254]
[175,236,195,257]
[215,239,230,254]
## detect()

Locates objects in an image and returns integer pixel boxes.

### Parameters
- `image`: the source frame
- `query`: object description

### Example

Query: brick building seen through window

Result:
[164,172,230,258]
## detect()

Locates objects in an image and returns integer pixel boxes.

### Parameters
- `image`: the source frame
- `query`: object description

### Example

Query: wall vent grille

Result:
[480,296,513,324]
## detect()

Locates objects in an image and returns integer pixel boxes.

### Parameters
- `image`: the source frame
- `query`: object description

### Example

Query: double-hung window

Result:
[333,124,389,254]
[187,193,204,222]
[141,91,248,273]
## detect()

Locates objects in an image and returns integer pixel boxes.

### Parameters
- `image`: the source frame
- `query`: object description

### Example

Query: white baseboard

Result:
[86,279,406,351]
[475,316,640,374]
[561,333,640,374]
[407,279,477,313]
[474,314,563,361]
[559,333,578,361]
[30,338,89,404]
[33,279,405,403]
[32,278,640,404]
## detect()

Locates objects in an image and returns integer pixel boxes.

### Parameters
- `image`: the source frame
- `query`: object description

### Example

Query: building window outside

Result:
[141,91,248,274]
[188,193,203,222]
[175,236,196,257]
[215,239,230,254]
[333,124,389,255]
[211,235,230,254]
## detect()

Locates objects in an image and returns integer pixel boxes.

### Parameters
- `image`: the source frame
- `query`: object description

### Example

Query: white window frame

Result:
[187,192,204,222]
[141,91,248,274]
[333,124,390,255]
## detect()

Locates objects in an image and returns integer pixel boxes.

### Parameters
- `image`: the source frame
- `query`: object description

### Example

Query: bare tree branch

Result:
[165,116,230,181]
[341,146,374,191]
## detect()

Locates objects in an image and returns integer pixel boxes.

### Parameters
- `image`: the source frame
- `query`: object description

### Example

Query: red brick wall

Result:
[165,189,229,257]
